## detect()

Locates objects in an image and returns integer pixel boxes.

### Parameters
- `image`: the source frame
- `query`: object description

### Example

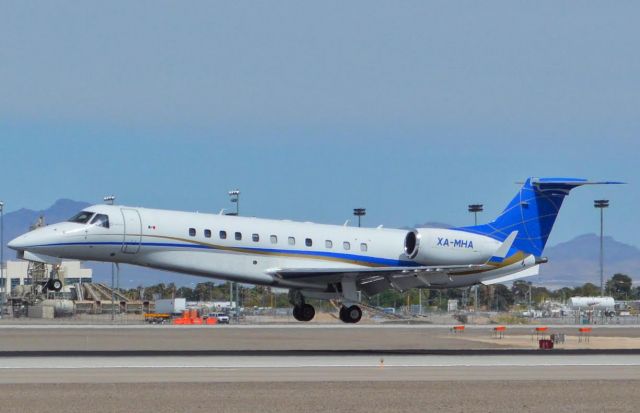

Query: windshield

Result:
[68,211,95,224]
[90,213,110,228]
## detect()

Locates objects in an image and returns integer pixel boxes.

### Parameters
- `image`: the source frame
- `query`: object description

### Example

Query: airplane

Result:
[8,177,621,323]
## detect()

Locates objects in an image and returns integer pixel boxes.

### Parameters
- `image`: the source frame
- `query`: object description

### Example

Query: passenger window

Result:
[189,228,196,237]
[288,237,295,246]
[235,232,242,241]
[252,233,259,242]
[343,241,351,250]
[270,235,278,244]
[325,240,333,248]
[305,238,313,247]
[90,214,110,228]
[360,243,368,252]
[204,229,212,238]
[219,230,227,239]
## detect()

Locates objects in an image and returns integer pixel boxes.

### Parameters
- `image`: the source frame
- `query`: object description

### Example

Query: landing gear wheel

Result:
[339,305,362,323]
[300,303,315,321]
[293,304,315,322]
[47,279,63,292]
[293,305,303,321]
[339,306,348,323]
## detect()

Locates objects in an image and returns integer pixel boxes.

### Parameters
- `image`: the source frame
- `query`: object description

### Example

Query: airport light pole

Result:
[353,208,366,228]
[468,204,483,226]
[0,201,4,318]
[104,196,118,313]
[228,190,240,216]
[594,199,609,297]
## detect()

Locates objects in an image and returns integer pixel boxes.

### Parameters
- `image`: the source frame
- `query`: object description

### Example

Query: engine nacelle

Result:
[403,228,500,265]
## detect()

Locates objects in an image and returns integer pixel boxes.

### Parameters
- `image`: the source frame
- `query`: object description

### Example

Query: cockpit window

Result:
[68,211,95,224]
[90,214,110,228]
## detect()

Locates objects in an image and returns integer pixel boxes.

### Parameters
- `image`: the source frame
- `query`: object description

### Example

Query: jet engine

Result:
[403,228,498,265]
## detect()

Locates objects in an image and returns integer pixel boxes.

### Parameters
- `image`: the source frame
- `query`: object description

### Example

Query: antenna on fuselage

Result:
[219,209,226,215]
[343,220,350,226]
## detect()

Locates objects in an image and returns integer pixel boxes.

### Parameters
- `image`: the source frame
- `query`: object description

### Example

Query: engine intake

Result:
[404,231,419,259]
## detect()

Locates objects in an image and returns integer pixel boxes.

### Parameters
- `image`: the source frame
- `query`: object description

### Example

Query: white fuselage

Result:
[9,204,536,290]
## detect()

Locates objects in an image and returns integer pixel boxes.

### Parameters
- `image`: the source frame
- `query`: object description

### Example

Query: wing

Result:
[269,230,519,296]
[271,263,490,295]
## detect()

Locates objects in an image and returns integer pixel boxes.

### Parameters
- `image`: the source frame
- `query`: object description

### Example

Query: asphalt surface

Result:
[1,325,639,412]
[1,324,640,351]
[1,381,638,413]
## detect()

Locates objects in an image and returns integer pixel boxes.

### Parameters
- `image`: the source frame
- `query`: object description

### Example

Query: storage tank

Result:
[40,299,76,316]
[568,296,615,309]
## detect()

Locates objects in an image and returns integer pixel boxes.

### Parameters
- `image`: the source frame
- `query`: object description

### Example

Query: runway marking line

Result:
[1,363,639,369]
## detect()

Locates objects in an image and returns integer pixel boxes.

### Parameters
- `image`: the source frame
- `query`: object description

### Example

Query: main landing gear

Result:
[292,303,315,322]
[339,305,362,324]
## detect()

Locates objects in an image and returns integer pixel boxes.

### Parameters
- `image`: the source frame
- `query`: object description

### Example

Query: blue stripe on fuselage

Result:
[28,241,418,267]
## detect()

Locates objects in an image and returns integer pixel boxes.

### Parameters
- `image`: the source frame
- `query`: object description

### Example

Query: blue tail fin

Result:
[457,178,623,257]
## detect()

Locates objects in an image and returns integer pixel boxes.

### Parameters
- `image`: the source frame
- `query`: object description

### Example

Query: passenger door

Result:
[121,208,142,254]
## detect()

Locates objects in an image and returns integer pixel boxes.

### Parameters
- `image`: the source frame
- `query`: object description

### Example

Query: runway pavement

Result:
[2,324,640,351]
[1,325,639,412]
[1,352,639,413]
[1,353,639,383]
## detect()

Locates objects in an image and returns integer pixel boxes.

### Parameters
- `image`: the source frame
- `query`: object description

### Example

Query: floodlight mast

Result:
[104,195,117,320]
[468,204,483,226]
[353,208,366,228]
[0,201,4,317]
[594,199,609,297]
[467,204,483,311]
[228,190,240,216]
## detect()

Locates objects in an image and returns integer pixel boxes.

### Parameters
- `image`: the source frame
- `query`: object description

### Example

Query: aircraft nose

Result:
[8,234,28,251]
[7,233,37,251]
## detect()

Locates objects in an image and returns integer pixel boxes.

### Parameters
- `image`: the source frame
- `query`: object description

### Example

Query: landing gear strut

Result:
[339,305,362,324]
[292,303,315,322]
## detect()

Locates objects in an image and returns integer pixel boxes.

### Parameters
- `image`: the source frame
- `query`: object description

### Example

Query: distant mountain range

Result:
[540,234,640,287]
[2,200,639,288]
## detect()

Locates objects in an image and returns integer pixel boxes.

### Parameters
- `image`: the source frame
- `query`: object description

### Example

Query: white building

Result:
[0,260,92,295]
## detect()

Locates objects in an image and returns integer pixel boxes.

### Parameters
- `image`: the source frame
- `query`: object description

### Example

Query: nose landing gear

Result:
[339,305,362,324]
[46,278,63,292]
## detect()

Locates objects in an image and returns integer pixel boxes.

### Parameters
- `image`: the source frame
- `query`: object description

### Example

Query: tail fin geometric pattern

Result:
[456,178,623,257]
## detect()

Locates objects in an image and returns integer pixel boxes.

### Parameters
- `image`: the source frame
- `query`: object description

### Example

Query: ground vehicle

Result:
[144,313,171,324]
[209,312,230,324]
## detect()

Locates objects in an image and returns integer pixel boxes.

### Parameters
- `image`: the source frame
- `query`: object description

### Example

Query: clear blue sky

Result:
[1,1,637,247]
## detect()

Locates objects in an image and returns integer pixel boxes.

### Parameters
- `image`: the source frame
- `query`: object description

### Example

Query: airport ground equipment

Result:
[144,313,171,324]
[578,327,592,343]
[155,298,186,315]
[493,326,506,339]
[450,325,465,334]
[533,326,549,341]
[208,312,229,324]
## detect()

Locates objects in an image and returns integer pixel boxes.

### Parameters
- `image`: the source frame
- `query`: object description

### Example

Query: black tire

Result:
[292,305,303,321]
[51,279,63,292]
[301,304,315,321]
[346,305,362,323]
[339,306,348,323]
